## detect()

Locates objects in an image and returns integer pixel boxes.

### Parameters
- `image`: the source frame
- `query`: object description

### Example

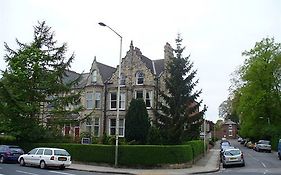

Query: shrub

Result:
[119,145,193,166]
[0,135,16,144]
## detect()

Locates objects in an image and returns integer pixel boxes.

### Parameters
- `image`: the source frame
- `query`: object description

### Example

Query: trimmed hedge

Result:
[17,141,204,166]
[0,135,16,145]
[119,145,193,166]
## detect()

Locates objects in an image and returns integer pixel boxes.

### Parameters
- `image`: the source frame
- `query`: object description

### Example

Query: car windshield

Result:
[9,147,23,153]
[54,150,70,156]
[225,150,241,156]
[260,140,270,144]
[221,142,230,146]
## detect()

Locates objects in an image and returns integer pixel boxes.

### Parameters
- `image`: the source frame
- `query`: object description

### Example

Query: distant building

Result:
[216,119,238,139]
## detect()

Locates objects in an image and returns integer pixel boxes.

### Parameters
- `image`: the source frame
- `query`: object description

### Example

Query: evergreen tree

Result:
[155,35,206,144]
[1,21,82,141]
[125,99,150,144]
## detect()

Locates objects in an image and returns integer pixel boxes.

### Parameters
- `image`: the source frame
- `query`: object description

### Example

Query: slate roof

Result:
[153,59,165,76]
[96,62,116,82]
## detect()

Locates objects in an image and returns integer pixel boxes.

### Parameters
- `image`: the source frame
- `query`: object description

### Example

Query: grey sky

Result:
[1,0,281,122]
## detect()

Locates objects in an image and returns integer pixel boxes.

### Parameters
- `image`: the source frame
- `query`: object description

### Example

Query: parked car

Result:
[277,139,281,160]
[254,140,271,152]
[237,137,243,142]
[246,141,255,149]
[0,145,24,163]
[221,148,245,168]
[220,141,232,161]
[18,147,71,169]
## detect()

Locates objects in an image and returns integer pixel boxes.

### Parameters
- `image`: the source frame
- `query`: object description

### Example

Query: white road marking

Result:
[16,170,39,175]
[261,162,267,168]
[0,174,5,175]
[48,171,76,175]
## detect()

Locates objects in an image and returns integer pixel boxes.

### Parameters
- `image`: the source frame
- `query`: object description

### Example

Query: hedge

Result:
[13,140,207,166]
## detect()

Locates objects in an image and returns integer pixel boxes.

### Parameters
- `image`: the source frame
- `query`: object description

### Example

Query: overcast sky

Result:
[1,0,281,122]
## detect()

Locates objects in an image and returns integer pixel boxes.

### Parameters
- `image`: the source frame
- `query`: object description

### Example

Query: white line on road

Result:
[261,162,267,168]
[48,171,76,175]
[16,170,39,175]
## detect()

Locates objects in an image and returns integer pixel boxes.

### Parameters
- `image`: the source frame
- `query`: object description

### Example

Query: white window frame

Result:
[86,92,93,109]
[145,90,153,109]
[85,118,92,133]
[110,92,125,110]
[93,118,100,137]
[92,70,97,83]
[136,71,144,85]
[95,92,101,109]
[229,130,233,137]
[109,118,125,137]
[135,90,144,99]
[110,92,117,110]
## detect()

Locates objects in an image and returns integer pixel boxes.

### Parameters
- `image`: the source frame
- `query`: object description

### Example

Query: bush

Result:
[119,145,193,166]
[0,135,16,144]
[19,142,193,166]
[184,140,204,160]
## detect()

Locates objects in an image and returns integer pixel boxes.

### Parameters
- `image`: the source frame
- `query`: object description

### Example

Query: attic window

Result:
[136,71,144,85]
[92,70,97,83]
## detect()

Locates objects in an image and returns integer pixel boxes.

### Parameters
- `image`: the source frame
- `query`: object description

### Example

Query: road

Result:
[0,163,118,175]
[205,139,281,175]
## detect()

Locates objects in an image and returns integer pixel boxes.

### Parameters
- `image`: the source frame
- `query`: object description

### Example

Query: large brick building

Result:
[63,41,174,139]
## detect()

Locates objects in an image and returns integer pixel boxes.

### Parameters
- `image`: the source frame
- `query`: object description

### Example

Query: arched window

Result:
[136,71,144,85]
[92,70,97,83]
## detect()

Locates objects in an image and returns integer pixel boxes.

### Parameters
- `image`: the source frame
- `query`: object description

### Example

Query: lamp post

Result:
[99,22,122,166]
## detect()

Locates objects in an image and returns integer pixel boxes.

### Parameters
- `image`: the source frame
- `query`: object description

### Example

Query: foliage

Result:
[19,142,194,166]
[0,21,83,142]
[229,37,281,140]
[147,126,163,145]
[155,34,207,144]
[125,99,150,144]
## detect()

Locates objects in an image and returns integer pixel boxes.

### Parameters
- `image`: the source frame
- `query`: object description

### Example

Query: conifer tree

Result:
[1,21,82,141]
[155,35,206,144]
[125,99,150,144]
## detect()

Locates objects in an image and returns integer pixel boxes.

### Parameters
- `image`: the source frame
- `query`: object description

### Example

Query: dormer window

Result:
[136,71,144,85]
[120,73,126,86]
[92,70,97,83]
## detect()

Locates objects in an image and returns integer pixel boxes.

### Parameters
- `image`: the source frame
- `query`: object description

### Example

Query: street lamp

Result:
[98,22,122,166]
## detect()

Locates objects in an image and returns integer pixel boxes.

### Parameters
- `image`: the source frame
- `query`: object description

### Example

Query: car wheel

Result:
[278,153,281,160]
[40,160,46,169]
[222,163,227,168]
[19,158,25,166]
[59,165,65,170]
[0,156,4,163]
[241,162,245,167]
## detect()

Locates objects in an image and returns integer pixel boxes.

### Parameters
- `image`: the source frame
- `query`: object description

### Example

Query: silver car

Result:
[255,140,271,152]
[222,148,245,168]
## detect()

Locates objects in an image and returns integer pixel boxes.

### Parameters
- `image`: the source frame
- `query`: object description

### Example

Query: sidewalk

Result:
[68,142,221,175]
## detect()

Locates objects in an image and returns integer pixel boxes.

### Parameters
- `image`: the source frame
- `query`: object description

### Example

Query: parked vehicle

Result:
[254,140,271,152]
[277,139,281,160]
[221,148,245,168]
[246,141,255,149]
[220,141,232,161]
[18,147,71,169]
[0,145,24,163]
[237,137,243,142]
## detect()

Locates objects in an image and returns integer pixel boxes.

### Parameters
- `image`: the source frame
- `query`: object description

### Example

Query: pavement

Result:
[68,142,221,175]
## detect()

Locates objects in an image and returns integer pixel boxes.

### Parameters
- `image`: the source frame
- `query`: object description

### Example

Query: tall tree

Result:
[0,21,82,141]
[155,35,206,144]
[237,38,281,139]
[125,99,150,144]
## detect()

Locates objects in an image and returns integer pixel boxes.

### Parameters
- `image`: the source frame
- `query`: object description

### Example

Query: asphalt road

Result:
[0,163,118,175]
[205,139,281,175]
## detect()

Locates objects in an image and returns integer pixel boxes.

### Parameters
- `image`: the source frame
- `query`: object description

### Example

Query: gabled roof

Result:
[153,59,164,76]
[224,119,237,125]
[96,62,116,82]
